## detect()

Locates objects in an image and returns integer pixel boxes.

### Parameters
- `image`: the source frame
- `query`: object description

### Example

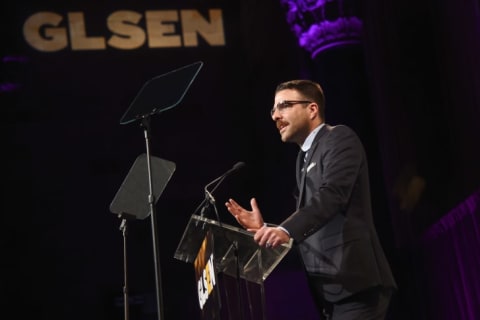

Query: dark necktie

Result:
[298,150,306,176]
[301,150,308,173]
[297,150,308,209]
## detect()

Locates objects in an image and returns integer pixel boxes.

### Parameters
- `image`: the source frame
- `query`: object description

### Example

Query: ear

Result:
[308,102,319,119]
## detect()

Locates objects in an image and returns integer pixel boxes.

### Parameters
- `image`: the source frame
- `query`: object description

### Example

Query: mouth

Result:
[276,120,288,133]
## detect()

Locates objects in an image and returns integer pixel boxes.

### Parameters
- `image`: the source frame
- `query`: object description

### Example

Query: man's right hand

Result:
[225,197,264,231]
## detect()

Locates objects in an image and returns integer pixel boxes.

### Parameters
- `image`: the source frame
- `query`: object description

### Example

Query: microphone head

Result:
[205,161,246,193]
[232,161,246,170]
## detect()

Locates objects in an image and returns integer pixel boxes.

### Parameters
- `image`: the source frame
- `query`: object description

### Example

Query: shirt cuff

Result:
[276,226,290,237]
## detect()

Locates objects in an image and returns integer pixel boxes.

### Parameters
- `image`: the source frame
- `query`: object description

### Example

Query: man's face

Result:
[271,89,313,145]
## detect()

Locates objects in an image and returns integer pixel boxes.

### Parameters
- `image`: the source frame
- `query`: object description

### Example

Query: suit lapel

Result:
[296,125,330,209]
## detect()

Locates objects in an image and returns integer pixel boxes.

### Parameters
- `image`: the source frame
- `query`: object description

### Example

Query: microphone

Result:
[194,162,246,218]
[204,162,246,201]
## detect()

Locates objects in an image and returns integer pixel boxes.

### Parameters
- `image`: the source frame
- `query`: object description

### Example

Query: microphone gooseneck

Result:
[204,161,246,193]
[193,162,246,219]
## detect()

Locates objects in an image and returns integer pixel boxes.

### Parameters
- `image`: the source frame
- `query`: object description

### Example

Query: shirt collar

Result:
[301,123,325,152]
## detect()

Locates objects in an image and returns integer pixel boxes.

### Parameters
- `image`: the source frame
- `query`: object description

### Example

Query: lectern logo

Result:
[197,253,216,309]
[194,232,217,310]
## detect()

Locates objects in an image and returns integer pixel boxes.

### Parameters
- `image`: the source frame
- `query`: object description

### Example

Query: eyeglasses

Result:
[270,100,311,116]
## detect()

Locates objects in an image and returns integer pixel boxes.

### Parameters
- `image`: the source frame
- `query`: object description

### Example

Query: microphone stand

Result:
[140,117,165,320]
[205,189,222,227]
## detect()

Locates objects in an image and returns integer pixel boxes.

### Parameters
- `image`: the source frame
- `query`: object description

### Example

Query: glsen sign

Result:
[23,9,225,52]
[194,231,218,312]
[197,252,216,310]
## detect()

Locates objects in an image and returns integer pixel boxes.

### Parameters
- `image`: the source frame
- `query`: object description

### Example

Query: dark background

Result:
[2,0,479,319]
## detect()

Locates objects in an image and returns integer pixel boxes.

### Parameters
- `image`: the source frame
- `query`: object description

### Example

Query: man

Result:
[225,80,397,319]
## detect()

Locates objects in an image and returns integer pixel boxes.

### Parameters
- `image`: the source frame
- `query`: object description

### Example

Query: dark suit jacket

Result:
[280,124,397,302]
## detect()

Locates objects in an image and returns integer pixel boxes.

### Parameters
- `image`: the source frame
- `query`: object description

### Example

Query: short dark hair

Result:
[275,79,325,119]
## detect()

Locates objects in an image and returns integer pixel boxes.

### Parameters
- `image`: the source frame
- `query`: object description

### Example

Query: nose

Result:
[271,108,280,120]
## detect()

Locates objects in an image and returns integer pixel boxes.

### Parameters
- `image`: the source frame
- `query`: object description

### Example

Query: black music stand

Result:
[110,154,176,220]
[119,61,203,125]
[110,154,176,320]
[116,61,203,320]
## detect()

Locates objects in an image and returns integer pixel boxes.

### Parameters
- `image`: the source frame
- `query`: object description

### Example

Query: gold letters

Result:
[107,11,145,50]
[181,10,225,47]
[145,10,181,48]
[23,12,68,52]
[68,12,106,50]
[23,9,226,52]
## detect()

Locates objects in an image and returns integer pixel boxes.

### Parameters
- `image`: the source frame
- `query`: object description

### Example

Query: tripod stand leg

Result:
[120,218,130,320]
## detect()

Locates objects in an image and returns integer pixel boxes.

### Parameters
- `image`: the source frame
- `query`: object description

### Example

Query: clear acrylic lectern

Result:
[175,214,292,320]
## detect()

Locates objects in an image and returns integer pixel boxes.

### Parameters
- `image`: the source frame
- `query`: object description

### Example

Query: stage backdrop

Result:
[1,1,311,319]
[3,1,480,320]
